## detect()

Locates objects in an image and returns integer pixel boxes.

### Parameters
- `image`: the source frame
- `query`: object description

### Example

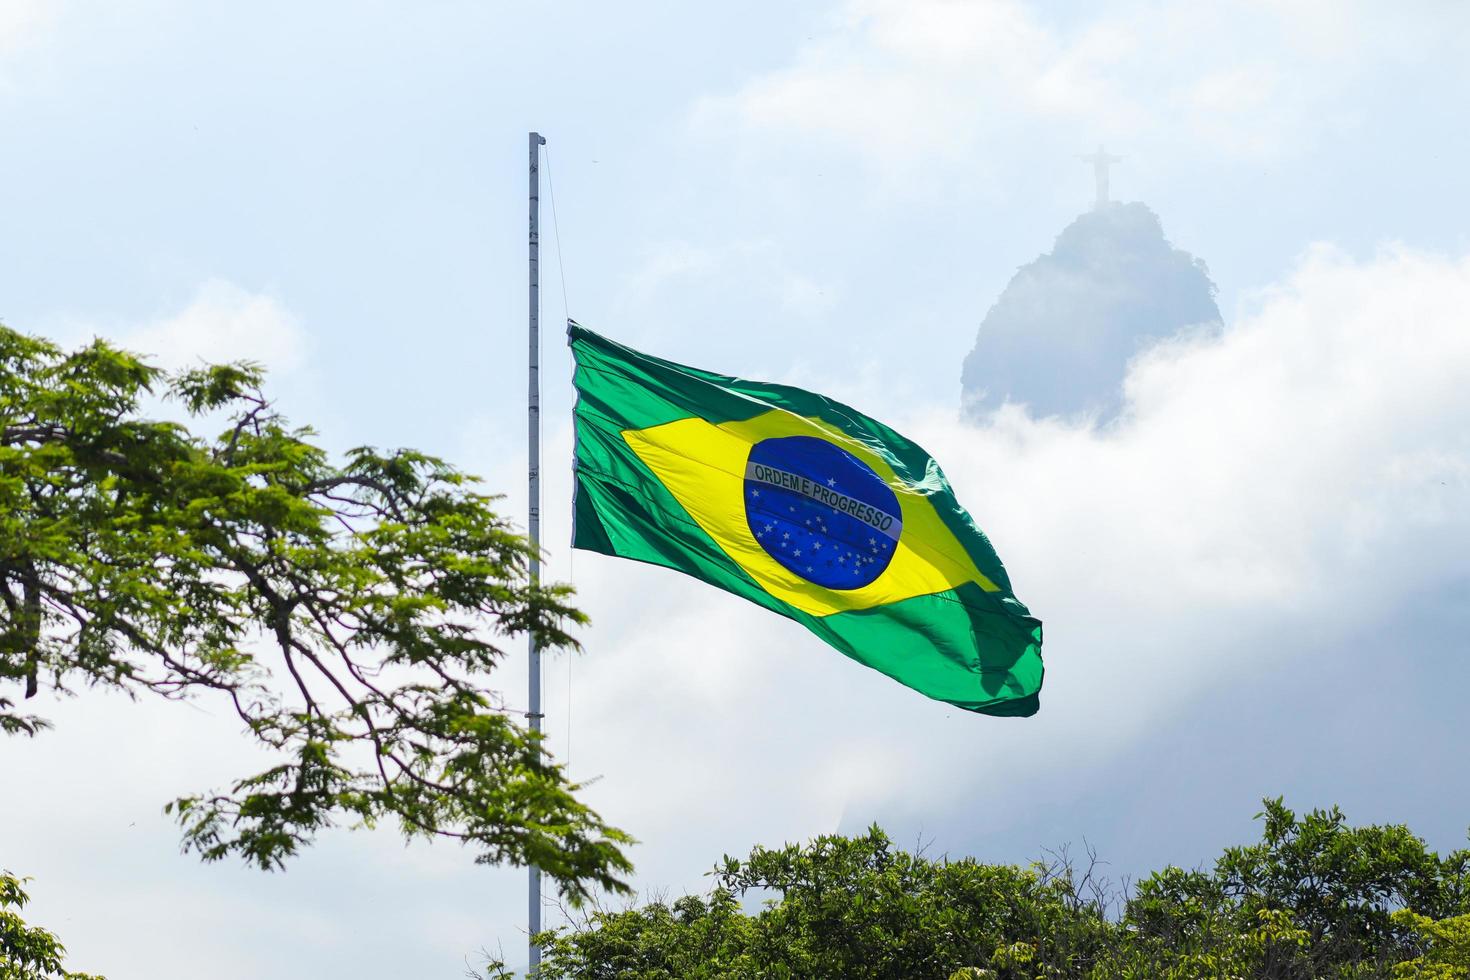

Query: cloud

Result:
[8,243,1469,977]
[620,238,839,328]
[118,279,309,373]
[0,0,56,54]
[536,241,1470,895]
[696,0,1460,183]
[603,238,843,375]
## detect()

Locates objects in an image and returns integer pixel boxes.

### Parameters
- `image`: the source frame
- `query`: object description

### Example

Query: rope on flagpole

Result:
[543,144,571,322]
[542,143,573,775]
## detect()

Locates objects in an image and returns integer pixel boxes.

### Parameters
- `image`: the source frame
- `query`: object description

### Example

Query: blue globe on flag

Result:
[743,435,901,590]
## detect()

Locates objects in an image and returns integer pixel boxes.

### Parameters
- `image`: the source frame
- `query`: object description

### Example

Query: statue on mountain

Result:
[960,154,1222,422]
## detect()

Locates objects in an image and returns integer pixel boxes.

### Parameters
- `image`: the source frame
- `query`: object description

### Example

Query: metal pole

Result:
[527,129,546,977]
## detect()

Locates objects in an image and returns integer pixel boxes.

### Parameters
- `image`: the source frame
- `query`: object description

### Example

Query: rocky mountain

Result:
[961,202,1222,421]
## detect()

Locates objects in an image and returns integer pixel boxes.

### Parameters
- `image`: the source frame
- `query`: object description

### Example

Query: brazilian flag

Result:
[568,323,1043,716]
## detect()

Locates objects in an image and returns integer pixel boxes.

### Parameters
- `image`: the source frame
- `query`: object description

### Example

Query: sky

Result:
[2,0,1470,976]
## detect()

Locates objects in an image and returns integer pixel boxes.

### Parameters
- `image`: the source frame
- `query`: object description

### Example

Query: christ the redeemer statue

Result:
[1079,145,1121,210]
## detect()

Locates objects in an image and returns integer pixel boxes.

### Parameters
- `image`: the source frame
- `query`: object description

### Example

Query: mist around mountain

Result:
[961,202,1222,421]
[916,235,1470,902]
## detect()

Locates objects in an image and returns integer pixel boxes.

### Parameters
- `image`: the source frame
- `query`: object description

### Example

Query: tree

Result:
[1391,910,1470,979]
[1,871,102,979]
[534,826,1115,979]
[534,801,1470,979]
[0,326,630,900]
[1120,798,1470,978]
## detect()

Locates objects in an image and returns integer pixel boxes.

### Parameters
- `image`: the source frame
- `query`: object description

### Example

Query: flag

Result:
[568,323,1043,716]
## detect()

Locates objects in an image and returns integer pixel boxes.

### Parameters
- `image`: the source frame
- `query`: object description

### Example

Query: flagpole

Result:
[527,129,546,977]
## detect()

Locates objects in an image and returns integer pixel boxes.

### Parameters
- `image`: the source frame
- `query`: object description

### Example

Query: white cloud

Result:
[9,243,1470,974]
[0,0,56,53]
[615,239,839,342]
[533,241,1470,893]
[119,278,308,373]
[697,0,1461,181]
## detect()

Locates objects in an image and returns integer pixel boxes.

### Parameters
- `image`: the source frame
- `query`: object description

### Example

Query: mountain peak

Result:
[961,202,1221,422]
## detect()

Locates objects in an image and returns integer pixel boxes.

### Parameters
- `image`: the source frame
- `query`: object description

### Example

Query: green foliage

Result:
[1115,797,1470,978]
[535,826,1114,979]
[0,325,629,900]
[0,871,102,980]
[536,801,1470,980]
[1391,910,1470,978]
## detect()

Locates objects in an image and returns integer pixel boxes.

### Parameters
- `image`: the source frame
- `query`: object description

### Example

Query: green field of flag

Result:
[568,323,1044,716]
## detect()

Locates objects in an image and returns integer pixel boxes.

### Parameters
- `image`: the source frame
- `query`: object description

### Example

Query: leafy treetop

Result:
[527,799,1470,980]
[1,871,103,980]
[0,326,630,901]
